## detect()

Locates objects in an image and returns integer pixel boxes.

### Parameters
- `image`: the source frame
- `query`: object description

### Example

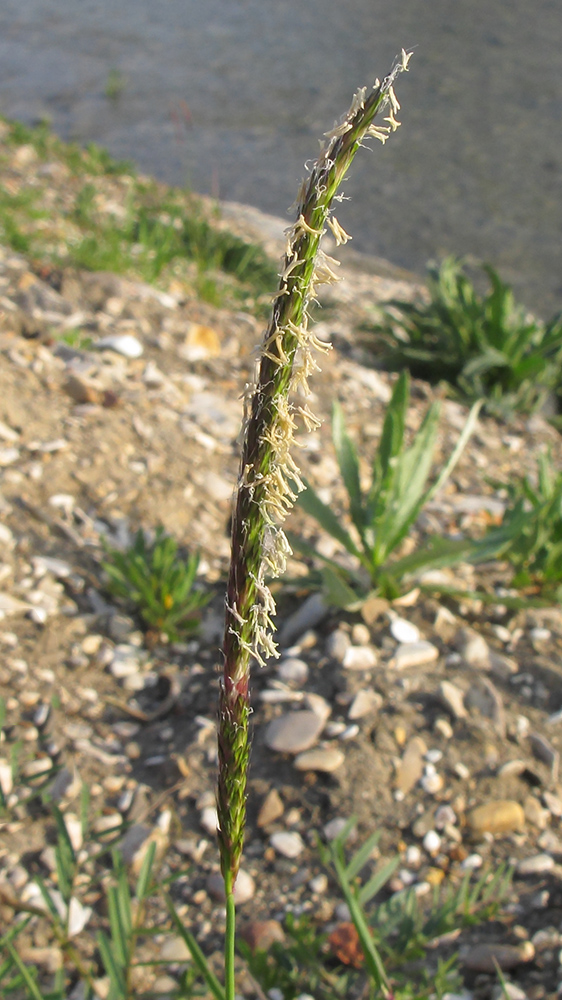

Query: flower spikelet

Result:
[218,51,412,887]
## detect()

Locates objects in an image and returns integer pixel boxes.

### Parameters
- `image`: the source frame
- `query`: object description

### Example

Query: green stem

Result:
[224,877,236,1000]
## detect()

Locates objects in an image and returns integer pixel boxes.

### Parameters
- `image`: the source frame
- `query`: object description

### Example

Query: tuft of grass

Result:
[290,370,489,607]
[0,115,277,312]
[373,256,562,417]
[489,449,562,598]
[102,527,210,641]
[66,181,278,295]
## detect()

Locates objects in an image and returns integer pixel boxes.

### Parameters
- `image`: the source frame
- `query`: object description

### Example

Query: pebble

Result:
[68,898,93,938]
[516,854,555,876]
[422,830,441,856]
[309,873,328,894]
[294,747,344,773]
[109,645,142,678]
[325,628,351,663]
[342,645,377,671]
[421,772,443,794]
[350,623,371,646]
[257,788,284,828]
[461,854,483,871]
[543,791,562,817]
[92,813,123,840]
[396,736,427,795]
[264,710,325,754]
[392,641,439,670]
[390,618,420,644]
[159,936,192,963]
[529,731,559,780]
[465,678,505,736]
[119,824,151,864]
[270,831,305,859]
[199,807,219,836]
[461,941,534,973]
[466,800,525,836]
[405,845,422,866]
[276,657,309,686]
[434,717,453,739]
[207,869,255,904]
[434,804,456,828]
[455,628,490,666]
[241,920,285,952]
[96,334,143,358]
[524,795,550,830]
[0,758,13,796]
[304,692,332,721]
[438,680,467,720]
[347,689,382,719]
[279,593,329,646]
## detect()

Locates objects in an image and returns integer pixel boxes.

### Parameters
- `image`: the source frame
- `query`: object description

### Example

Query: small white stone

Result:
[294,747,344,772]
[390,618,420,644]
[0,759,13,796]
[516,854,555,876]
[351,623,371,646]
[342,645,377,671]
[530,627,551,642]
[422,830,441,855]
[348,689,382,719]
[270,831,305,859]
[454,762,470,780]
[277,657,309,686]
[200,807,219,836]
[96,334,143,358]
[405,845,422,867]
[309,873,328,894]
[434,718,454,739]
[109,645,141,678]
[68,897,92,938]
[461,854,483,871]
[64,814,83,852]
[434,805,457,828]
[421,772,443,795]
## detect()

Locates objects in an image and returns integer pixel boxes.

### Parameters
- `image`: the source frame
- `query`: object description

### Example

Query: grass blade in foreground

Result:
[218,51,413,1000]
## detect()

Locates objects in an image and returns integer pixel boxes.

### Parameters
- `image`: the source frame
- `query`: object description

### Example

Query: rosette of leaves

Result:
[373,257,562,416]
[291,371,491,606]
[103,527,209,639]
[491,451,562,598]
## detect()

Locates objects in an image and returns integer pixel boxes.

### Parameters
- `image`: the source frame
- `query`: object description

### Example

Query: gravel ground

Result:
[2,134,562,1000]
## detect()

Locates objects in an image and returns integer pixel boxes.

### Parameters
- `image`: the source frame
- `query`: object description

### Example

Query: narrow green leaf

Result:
[97,930,126,996]
[164,894,226,1000]
[344,830,381,882]
[296,480,362,560]
[135,840,157,903]
[320,565,366,611]
[358,855,401,907]
[332,402,365,541]
[5,946,44,1000]
[107,885,129,969]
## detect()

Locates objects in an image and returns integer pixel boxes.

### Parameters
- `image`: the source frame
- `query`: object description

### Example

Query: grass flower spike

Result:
[217,50,412,998]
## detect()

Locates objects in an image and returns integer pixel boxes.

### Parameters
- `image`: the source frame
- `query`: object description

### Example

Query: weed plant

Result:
[67,180,278,299]
[490,450,562,598]
[374,257,562,416]
[0,115,277,311]
[290,371,486,607]
[103,527,209,641]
